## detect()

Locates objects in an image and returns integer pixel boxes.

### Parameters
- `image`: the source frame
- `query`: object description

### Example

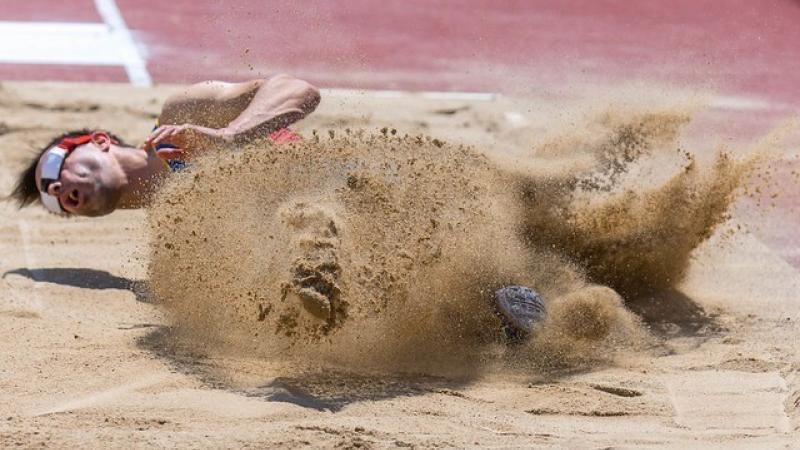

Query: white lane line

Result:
[0,22,120,65]
[709,95,789,112]
[94,0,151,86]
[0,1,150,86]
[323,90,789,113]
[324,88,496,102]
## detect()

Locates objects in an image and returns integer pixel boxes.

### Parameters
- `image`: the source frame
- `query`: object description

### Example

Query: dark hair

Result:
[9,129,128,208]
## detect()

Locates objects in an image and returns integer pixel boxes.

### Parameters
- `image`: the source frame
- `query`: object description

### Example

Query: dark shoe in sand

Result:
[493,285,547,342]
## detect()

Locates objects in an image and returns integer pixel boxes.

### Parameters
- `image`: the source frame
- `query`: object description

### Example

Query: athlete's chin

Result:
[81,207,115,217]
[74,196,120,217]
[82,186,123,216]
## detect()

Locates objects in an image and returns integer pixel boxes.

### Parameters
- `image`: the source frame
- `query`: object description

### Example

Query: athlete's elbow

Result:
[299,82,321,116]
[268,74,321,115]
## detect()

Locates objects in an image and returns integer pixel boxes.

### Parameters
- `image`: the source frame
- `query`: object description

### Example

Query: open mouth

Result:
[64,189,81,208]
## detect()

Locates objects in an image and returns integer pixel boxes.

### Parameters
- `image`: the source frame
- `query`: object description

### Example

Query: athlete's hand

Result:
[145,124,231,160]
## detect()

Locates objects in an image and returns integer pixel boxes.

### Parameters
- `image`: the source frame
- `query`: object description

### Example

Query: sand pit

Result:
[1,82,799,447]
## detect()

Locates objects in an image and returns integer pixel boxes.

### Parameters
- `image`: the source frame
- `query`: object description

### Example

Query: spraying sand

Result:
[147,106,754,376]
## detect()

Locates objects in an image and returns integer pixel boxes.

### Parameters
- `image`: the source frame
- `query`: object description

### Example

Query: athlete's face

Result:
[35,134,124,217]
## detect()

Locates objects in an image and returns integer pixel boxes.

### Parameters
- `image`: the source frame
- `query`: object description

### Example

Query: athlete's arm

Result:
[146,75,319,157]
[223,75,320,143]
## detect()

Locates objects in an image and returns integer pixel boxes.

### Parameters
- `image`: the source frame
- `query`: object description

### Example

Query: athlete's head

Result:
[11,129,130,217]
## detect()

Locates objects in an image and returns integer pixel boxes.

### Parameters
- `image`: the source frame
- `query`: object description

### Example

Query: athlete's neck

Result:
[112,144,169,209]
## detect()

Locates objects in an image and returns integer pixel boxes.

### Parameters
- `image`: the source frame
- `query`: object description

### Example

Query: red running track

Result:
[0,0,798,104]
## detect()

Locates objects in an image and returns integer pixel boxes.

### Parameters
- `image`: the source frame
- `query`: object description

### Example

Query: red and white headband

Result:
[38,133,117,214]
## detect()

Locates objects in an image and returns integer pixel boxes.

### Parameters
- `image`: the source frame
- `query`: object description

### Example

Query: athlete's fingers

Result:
[153,128,180,145]
[150,125,188,146]
[146,126,174,145]
[155,147,186,160]
[158,128,193,149]
[146,125,169,142]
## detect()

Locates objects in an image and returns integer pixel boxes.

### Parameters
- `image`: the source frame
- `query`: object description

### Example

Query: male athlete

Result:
[10,74,320,217]
[8,73,549,341]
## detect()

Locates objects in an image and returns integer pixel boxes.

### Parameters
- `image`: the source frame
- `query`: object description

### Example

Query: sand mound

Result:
[147,106,755,375]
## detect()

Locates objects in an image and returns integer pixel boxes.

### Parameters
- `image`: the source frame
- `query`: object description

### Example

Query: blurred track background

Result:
[0,0,798,103]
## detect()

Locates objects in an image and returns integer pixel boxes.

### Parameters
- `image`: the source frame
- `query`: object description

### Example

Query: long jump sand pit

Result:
[1,81,799,447]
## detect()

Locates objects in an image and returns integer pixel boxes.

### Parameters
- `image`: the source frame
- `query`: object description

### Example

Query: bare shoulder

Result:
[158,79,264,128]
[157,75,319,129]
[169,79,264,102]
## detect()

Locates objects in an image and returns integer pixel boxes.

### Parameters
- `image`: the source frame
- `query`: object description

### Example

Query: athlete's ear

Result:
[46,180,62,197]
[90,131,112,152]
